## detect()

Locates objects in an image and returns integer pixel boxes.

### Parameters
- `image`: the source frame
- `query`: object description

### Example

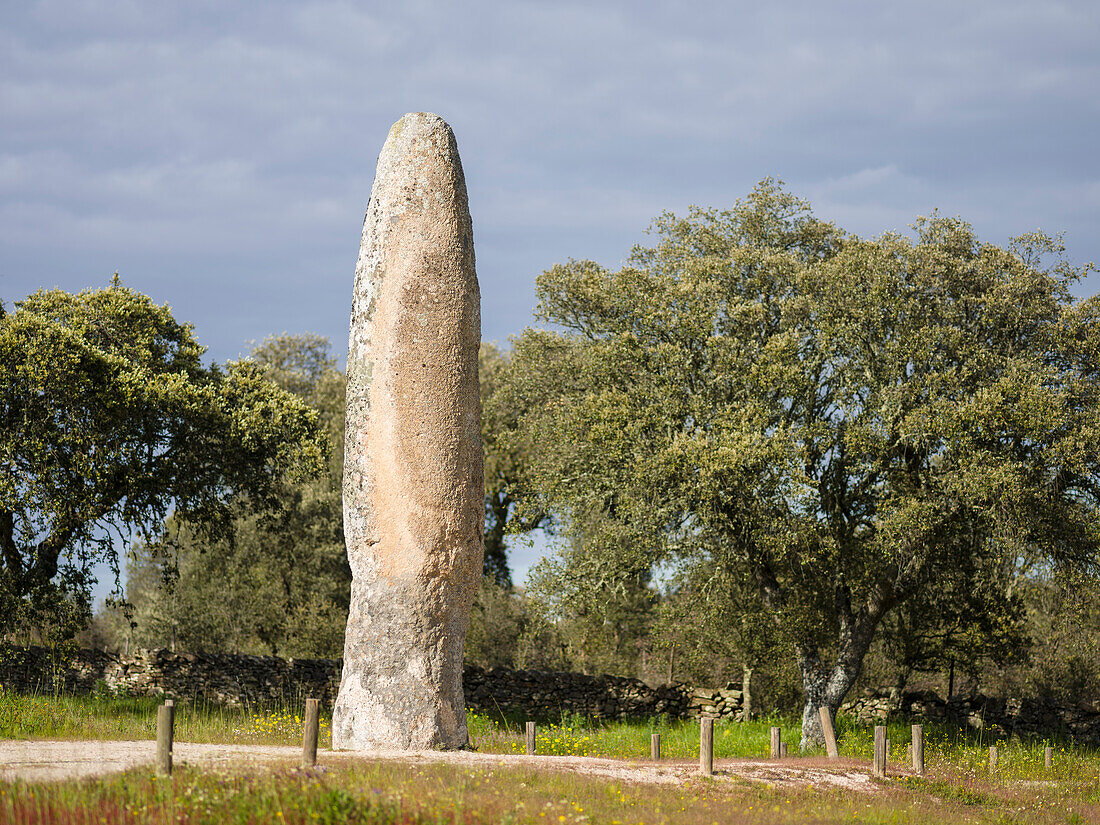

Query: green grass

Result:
[3,689,1099,823]
[2,685,1093,773]
[0,685,332,747]
[469,711,805,759]
[471,707,1096,774]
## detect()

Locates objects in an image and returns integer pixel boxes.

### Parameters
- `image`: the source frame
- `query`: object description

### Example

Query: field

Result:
[1,689,1098,824]
[0,687,333,747]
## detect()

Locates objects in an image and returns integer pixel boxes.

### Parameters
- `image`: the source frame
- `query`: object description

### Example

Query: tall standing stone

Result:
[332,112,483,751]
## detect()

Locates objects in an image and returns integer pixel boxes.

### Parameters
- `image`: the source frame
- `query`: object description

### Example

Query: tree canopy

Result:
[480,342,549,587]
[512,180,1100,746]
[117,333,349,657]
[100,337,559,658]
[0,282,327,640]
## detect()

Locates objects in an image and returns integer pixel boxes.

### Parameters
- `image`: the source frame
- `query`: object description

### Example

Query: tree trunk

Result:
[797,642,869,750]
[795,570,900,750]
[888,669,909,712]
[799,654,830,748]
[483,493,512,587]
[741,664,754,721]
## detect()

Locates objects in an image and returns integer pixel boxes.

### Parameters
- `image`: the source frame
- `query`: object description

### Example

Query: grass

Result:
[2,752,1098,824]
[2,689,1099,823]
[0,685,332,747]
[471,711,821,759]
[473,708,1097,775]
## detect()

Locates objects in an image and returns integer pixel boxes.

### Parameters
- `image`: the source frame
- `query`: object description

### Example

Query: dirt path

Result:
[0,740,879,793]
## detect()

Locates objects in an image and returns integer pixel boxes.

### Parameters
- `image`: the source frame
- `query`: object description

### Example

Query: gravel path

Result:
[0,739,878,793]
[0,741,303,783]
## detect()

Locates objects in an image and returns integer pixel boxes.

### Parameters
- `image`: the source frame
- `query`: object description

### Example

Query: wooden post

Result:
[770,726,781,759]
[779,742,788,758]
[818,707,839,759]
[302,698,320,768]
[912,724,924,775]
[699,717,714,776]
[1044,746,1053,770]
[525,721,536,755]
[872,725,886,777]
[156,702,174,777]
[989,745,998,773]
[651,733,661,760]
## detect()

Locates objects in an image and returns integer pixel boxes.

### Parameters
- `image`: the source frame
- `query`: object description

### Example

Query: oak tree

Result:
[0,283,326,640]
[480,342,549,587]
[114,334,348,657]
[514,181,1100,746]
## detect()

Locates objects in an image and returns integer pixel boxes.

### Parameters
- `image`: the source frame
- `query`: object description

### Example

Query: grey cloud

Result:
[1,0,1098,361]
[6,0,1099,600]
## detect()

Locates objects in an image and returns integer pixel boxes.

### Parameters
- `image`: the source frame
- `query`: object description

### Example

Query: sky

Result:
[3,0,1099,587]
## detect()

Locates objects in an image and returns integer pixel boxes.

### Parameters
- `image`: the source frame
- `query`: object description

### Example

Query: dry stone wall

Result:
[0,647,742,720]
[842,689,1100,745]
[11,647,1096,743]
[0,646,342,708]
[463,667,744,720]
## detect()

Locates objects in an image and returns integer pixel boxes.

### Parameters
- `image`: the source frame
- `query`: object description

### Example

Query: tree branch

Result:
[0,509,22,579]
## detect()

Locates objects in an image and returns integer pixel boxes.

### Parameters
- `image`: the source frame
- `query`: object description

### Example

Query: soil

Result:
[0,739,881,791]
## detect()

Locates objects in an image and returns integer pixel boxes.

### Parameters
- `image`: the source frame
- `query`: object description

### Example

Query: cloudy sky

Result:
[4,0,1099,583]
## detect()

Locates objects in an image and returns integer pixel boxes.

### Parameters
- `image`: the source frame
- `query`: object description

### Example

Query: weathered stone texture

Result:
[333,112,483,751]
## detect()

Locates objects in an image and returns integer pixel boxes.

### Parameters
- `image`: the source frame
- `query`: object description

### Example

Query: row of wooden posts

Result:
[524,706,1059,778]
[154,698,321,777]
[153,699,1058,778]
[870,724,1054,777]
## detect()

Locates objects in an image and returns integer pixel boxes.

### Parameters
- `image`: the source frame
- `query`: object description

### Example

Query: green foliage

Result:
[0,283,326,645]
[1019,570,1100,700]
[105,334,349,657]
[464,578,528,669]
[650,560,783,690]
[98,337,555,658]
[512,180,1100,741]
[480,343,549,587]
[881,577,1030,693]
[527,547,656,677]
